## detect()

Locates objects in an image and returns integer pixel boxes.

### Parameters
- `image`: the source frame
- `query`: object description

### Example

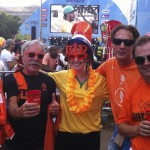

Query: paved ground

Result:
[100,110,114,150]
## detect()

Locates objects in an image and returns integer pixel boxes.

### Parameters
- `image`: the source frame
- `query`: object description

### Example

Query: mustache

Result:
[28,61,41,67]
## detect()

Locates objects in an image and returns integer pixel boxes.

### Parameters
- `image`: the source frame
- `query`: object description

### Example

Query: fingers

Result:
[50,93,60,117]
[22,102,40,117]
[52,93,57,103]
[39,69,47,75]
[139,120,150,136]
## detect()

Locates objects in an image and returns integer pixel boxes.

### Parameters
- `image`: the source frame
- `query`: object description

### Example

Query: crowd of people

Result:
[0,20,150,150]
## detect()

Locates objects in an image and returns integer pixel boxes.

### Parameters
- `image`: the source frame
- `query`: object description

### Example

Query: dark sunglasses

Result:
[25,52,44,60]
[68,53,87,61]
[135,55,150,65]
[112,38,135,46]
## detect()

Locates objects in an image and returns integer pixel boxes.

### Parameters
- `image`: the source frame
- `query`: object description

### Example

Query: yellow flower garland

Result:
[66,65,96,114]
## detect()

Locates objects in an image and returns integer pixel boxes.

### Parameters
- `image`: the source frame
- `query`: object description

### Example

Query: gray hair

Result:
[21,39,45,56]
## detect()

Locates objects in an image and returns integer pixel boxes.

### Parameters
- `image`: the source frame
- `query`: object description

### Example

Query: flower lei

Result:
[66,65,96,114]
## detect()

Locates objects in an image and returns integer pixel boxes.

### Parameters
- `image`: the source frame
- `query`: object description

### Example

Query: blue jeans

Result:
[108,125,130,150]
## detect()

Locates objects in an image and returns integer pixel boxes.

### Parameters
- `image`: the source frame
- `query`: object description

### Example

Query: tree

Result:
[0,11,21,39]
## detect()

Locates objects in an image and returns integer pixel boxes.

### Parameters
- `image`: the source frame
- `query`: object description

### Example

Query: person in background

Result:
[2,40,56,150]
[42,45,59,71]
[42,45,66,72]
[118,35,150,150]
[13,39,23,65]
[96,24,140,150]
[61,5,77,33]
[40,21,109,150]
[0,39,20,75]
[56,47,68,71]
[0,36,14,148]
[0,37,6,71]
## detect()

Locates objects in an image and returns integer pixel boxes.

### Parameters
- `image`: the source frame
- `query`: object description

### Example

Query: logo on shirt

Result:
[115,88,125,107]
[115,74,126,107]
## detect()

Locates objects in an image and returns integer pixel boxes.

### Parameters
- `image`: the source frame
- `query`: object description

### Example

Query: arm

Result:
[118,120,150,138]
[118,123,139,138]
[7,53,21,70]
[42,53,49,65]
[7,60,16,70]
[41,64,55,72]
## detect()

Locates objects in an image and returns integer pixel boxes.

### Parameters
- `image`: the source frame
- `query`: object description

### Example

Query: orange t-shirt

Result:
[96,57,140,123]
[117,78,150,150]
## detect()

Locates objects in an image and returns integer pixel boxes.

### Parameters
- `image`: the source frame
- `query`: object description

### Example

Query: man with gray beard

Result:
[2,40,56,150]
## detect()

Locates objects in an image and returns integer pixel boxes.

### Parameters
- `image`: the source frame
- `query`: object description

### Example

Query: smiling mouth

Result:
[118,51,126,55]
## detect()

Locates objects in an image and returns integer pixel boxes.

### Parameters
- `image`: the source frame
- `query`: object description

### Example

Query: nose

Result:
[74,56,78,61]
[119,42,125,48]
[144,58,150,65]
[33,55,40,60]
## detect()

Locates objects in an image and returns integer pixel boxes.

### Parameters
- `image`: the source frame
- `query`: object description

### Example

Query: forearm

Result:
[118,123,139,138]
[7,96,23,119]
[7,60,16,70]
[8,105,23,119]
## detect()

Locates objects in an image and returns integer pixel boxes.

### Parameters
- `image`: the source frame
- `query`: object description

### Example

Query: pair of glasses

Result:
[135,55,150,65]
[25,52,44,60]
[112,38,135,46]
[68,53,87,61]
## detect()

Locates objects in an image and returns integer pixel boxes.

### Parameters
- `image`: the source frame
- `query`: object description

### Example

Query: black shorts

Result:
[55,131,100,150]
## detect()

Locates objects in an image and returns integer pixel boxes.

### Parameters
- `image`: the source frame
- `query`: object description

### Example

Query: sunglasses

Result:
[135,55,150,65]
[68,53,87,61]
[112,38,135,46]
[25,52,44,60]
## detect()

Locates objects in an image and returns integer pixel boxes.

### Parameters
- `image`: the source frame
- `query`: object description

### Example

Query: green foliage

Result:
[16,32,31,41]
[0,11,21,39]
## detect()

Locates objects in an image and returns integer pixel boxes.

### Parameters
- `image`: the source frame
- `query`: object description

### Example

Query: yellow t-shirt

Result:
[61,20,73,33]
[48,69,109,134]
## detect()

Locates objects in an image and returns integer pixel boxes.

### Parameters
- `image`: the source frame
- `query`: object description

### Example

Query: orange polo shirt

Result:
[96,57,141,123]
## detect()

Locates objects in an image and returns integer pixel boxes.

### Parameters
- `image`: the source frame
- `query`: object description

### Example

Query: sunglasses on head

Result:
[135,55,150,65]
[112,38,135,46]
[25,52,44,60]
[68,53,87,61]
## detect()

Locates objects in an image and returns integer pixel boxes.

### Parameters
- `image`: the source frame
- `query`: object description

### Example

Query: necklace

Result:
[66,65,96,114]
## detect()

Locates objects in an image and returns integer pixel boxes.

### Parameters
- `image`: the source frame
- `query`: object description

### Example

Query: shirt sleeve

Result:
[3,74,18,99]
[96,61,106,76]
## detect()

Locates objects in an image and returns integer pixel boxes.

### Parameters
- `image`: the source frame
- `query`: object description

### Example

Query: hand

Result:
[19,101,40,118]
[15,54,21,61]
[50,93,60,117]
[14,63,24,72]
[138,120,150,136]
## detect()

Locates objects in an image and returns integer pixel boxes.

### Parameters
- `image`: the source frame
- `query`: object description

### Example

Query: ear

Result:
[22,55,25,64]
